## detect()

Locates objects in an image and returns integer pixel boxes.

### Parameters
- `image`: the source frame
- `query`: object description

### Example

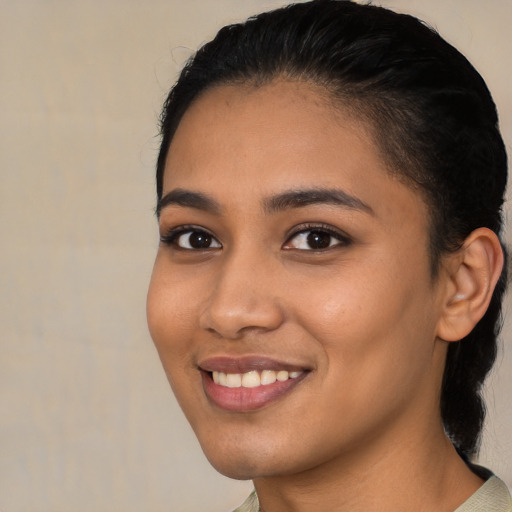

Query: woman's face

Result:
[147,81,450,479]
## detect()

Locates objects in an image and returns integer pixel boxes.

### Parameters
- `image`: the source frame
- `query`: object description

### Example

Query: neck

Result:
[253,418,483,512]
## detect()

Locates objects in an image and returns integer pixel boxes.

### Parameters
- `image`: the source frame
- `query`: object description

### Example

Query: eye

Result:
[284,226,350,251]
[161,228,222,250]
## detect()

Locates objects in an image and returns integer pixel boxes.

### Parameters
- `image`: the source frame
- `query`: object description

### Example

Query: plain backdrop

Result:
[1,1,511,511]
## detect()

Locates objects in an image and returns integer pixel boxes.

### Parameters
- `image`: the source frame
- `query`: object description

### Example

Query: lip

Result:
[199,356,310,412]
[199,355,307,374]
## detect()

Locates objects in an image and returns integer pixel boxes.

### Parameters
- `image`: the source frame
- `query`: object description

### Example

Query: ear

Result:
[436,228,504,342]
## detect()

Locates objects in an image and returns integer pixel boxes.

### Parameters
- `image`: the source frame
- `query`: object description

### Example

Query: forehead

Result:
[163,80,428,230]
[170,81,344,159]
[165,81,372,184]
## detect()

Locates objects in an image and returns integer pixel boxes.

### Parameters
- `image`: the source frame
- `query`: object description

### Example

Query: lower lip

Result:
[201,371,307,412]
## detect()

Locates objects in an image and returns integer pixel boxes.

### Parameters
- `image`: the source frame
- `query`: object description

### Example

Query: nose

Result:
[199,252,285,339]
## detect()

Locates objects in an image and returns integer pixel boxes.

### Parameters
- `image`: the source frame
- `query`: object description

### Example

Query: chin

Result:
[197,433,287,480]
[201,445,264,480]
[199,432,319,481]
[208,457,261,481]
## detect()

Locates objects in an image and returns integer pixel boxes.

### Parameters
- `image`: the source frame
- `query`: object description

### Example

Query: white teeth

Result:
[260,370,277,385]
[241,371,260,388]
[226,373,242,388]
[211,369,303,388]
[276,370,289,382]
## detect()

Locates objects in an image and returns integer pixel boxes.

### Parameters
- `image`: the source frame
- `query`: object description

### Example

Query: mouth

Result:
[212,369,303,388]
[199,357,310,412]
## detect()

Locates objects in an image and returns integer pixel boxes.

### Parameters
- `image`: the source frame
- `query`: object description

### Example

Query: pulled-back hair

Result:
[156,0,508,458]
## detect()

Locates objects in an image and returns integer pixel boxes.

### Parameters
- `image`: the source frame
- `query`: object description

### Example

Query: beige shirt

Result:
[233,476,512,512]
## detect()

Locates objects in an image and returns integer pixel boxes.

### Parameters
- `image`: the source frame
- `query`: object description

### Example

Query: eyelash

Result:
[160,223,352,252]
[284,223,352,251]
[160,225,220,250]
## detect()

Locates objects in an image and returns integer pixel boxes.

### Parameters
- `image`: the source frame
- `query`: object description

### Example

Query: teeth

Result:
[276,370,289,382]
[226,373,242,388]
[241,371,260,388]
[211,369,303,388]
[260,370,277,385]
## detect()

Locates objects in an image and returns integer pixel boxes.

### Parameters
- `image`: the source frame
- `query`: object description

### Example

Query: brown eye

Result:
[174,230,221,250]
[306,231,332,249]
[284,226,350,251]
[189,232,212,248]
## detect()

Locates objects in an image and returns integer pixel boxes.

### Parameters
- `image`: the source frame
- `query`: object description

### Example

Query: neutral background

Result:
[1,1,511,511]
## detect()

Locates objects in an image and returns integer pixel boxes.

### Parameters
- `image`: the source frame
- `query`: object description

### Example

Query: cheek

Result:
[288,279,437,451]
[292,265,396,340]
[290,251,436,383]
[147,265,205,412]
[146,259,196,365]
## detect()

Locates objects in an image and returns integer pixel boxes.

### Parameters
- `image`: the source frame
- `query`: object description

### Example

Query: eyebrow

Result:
[263,188,373,215]
[156,187,373,217]
[156,188,222,217]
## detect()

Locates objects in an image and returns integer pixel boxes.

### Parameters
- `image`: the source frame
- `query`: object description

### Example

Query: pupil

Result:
[307,231,331,249]
[189,232,211,248]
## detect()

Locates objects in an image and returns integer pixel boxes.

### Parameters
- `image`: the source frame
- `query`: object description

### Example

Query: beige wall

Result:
[1,1,510,511]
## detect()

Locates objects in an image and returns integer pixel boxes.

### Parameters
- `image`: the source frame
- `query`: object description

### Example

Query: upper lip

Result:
[198,355,310,374]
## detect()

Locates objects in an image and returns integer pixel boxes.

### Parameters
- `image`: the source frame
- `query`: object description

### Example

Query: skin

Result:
[147,81,488,512]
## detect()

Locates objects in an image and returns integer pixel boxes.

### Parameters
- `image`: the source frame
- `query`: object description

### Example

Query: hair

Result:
[156,0,508,458]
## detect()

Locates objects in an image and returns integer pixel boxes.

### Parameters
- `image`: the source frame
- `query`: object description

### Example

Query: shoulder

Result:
[232,490,259,512]
[455,475,512,512]
[230,473,512,512]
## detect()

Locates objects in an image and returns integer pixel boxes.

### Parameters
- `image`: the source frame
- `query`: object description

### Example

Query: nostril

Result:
[199,296,286,340]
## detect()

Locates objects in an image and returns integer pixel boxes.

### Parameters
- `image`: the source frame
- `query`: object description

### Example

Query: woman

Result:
[147,1,511,510]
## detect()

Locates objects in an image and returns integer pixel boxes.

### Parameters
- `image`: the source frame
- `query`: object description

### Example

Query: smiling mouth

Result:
[200,367,309,412]
[212,369,303,388]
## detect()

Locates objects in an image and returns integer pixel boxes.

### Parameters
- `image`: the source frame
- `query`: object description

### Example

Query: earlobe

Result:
[436,228,504,342]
